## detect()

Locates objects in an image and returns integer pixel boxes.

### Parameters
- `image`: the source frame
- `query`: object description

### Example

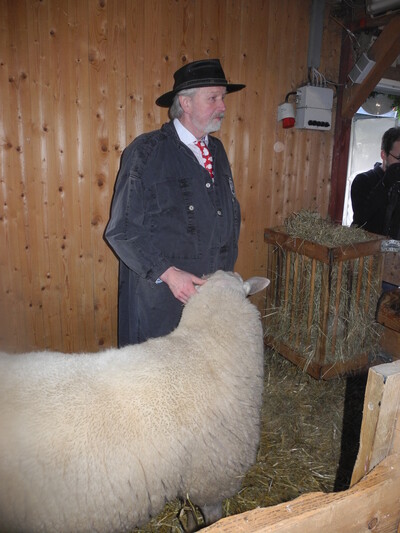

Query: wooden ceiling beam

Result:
[341,14,400,119]
[347,12,397,32]
[382,65,400,81]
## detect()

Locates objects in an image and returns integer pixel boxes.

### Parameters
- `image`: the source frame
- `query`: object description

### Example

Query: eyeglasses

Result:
[389,152,400,161]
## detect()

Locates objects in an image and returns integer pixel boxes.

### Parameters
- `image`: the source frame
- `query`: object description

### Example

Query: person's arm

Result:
[362,163,400,225]
[351,164,400,233]
[104,147,171,282]
[351,171,385,227]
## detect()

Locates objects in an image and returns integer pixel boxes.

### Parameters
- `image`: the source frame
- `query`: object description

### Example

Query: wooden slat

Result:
[330,261,343,355]
[88,0,125,350]
[25,0,47,349]
[203,454,400,532]
[126,0,145,144]
[65,1,96,352]
[306,258,317,345]
[0,1,15,350]
[315,263,330,364]
[1,1,36,351]
[351,360,400,486]
[0,0,10,349]
[288,252,299,344]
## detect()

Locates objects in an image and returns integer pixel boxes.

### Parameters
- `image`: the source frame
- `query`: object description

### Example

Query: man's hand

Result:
[160,267,206,304]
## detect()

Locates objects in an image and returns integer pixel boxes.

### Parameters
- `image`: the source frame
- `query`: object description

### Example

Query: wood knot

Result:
[368,517,378,530]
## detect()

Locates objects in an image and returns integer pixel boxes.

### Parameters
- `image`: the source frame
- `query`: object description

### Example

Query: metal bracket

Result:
[381,240,400,253]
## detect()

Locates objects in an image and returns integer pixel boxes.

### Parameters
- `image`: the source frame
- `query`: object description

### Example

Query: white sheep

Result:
[0,270,269,533]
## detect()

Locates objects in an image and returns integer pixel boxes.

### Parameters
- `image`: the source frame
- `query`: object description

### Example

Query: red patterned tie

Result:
[195,140,214,181]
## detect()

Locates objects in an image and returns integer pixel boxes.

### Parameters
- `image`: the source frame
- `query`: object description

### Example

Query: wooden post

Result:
[328,29,353,223]
[351,360,400,486]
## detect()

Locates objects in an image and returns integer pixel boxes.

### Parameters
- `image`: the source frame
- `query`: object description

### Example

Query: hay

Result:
[133,348,366,532]
[284,210,372,247]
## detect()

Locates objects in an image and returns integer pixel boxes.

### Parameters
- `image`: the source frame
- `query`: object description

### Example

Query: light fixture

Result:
[361,93,394,115]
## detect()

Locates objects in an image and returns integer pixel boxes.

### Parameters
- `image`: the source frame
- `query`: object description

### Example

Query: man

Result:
[105,59,245,346]
[351,126,400,238]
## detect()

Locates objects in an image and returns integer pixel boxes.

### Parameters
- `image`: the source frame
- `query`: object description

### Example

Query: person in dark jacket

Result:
[351,126,400,238]
[105,59,245,346]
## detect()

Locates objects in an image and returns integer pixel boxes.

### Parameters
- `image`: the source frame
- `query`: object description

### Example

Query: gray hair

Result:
[168,88,198,119]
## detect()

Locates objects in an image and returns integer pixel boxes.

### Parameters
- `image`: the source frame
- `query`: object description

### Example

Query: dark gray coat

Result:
[105,121,241,345]
[351,162,400,238]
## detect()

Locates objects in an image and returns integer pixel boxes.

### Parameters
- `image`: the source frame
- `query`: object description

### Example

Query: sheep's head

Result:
[243,275,270,296]
[198,270,270,297]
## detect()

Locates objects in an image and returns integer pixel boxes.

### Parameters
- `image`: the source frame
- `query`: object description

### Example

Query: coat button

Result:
[206,182,211,188]
[217,209,222,216]
[188,205,194,211]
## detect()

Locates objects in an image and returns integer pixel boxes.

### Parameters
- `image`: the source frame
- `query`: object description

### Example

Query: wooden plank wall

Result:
[0,0,341,353]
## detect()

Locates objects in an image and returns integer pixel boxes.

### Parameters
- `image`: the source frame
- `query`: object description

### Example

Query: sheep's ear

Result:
[243,277,270,296]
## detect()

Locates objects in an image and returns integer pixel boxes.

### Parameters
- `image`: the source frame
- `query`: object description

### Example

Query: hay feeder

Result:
[264,215,385,380]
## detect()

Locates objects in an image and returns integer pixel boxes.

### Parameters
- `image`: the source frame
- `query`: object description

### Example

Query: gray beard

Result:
[204,118,223,134]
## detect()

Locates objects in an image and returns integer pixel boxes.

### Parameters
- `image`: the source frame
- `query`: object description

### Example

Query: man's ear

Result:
[179,94,191,112]
[381,149,388,170]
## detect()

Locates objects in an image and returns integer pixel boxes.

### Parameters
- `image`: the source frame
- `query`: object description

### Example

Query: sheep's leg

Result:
[200,502,223,526]
[181,502,222,532]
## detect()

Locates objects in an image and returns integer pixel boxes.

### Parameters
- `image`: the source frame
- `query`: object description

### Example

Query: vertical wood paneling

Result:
[104,0,126,346]
[0,1,16,348]
[0,0,341,353]
[2,1,35,349]
[50,0,74,351]
[0,0,10,346]
[37,0,64,351]
[22,1,45,349]
[66,0,94,351]
[26,0,52,349]
[88,0,123,350]
[126,0,145,144]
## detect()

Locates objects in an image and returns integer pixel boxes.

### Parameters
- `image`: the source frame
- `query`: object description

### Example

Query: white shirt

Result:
[173,118,209,168]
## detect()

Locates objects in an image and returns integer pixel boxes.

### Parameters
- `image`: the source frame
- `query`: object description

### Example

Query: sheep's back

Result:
[0,275,265,531]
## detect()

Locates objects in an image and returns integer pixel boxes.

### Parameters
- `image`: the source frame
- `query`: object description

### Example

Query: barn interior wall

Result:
[0,0,341,352]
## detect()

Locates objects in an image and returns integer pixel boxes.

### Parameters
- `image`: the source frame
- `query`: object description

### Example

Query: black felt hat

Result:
[155,59,246,108]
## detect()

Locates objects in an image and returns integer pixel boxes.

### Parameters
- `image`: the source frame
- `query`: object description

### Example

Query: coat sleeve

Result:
[351,171,387,228]
[104,146,171,282]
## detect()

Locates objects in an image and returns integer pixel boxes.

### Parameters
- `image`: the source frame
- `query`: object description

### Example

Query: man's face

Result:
[382,139,400,171]
[180,86,227,139]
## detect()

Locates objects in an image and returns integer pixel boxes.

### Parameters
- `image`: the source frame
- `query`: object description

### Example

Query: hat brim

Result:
[155,82,246,108]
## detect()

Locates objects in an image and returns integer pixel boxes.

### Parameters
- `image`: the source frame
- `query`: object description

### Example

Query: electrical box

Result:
[295,85,334,131]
